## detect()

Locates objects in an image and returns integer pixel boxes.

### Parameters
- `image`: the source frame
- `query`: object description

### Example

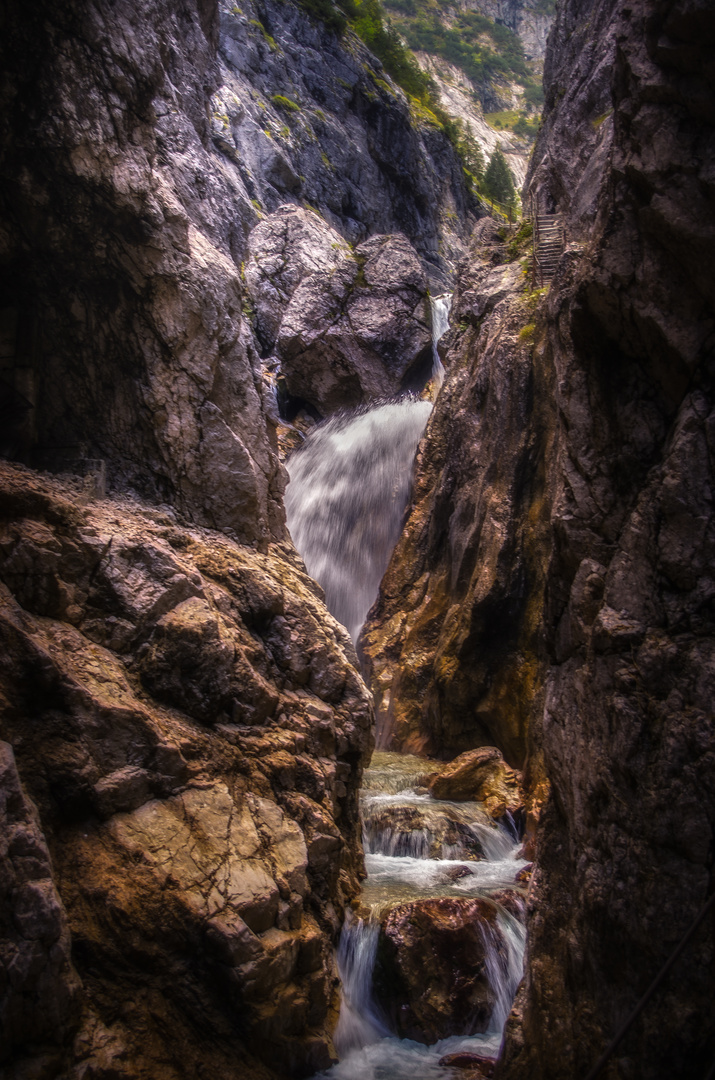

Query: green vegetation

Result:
[271,94,301,113]
[249,18,278,49]
[483,148,517,209]
[507,218,533,260]
[382,0,544,123]
[485,110,539,139]
[289,0,539,210]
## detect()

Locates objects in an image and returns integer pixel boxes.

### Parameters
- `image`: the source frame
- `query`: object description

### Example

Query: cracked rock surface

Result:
[0,461,373,1079]
[246,205,433,414]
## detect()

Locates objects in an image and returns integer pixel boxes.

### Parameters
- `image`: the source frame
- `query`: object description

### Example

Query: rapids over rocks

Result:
[315,753,527,1079]
[285,295,526,1078]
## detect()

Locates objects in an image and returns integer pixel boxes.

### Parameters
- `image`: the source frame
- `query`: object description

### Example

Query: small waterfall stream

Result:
[316,754,527,1080]
[285,296,526,1077]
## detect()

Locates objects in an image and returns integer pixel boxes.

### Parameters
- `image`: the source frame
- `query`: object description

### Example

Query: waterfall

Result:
[312,754,528,1080]
[333,915,390,1055]
[284,398,432,642]
[284,293,451,644]
[430,293,451,387]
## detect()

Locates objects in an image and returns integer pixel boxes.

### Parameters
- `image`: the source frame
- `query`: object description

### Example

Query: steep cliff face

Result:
[0,0,474,536]
[212,0,476,283]
[501,0,715,1076]
[0,0,474,1075]
[366,0,715,1074]
[0,0,286,545]
[361,220,554,768]
[0,461,372,1079]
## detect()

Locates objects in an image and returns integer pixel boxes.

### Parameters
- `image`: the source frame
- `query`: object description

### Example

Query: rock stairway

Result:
[533,213,563,285]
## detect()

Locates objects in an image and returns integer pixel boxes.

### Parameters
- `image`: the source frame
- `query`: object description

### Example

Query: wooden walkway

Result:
[532,212,564,286]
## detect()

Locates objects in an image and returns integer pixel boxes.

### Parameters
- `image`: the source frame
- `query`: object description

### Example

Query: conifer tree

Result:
[483,147,517,207]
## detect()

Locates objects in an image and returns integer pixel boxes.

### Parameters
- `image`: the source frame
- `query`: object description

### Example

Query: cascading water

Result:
[284,293,451,644]
[286,297,526,1077]
[314,754,527,1080]
[430,293,451,388]
[284,399,432,642]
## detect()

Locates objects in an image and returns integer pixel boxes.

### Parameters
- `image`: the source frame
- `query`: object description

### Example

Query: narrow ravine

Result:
[285,297,527,1078]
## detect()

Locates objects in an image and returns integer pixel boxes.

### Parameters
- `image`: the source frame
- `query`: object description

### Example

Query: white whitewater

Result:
[284,398,432,642]
[430,293,451,388]
[285,296,528,1078]
[284,293,451,643]
[313,754,527,1080]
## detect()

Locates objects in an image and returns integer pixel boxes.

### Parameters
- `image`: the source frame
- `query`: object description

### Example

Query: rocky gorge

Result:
[1,1,714,1080]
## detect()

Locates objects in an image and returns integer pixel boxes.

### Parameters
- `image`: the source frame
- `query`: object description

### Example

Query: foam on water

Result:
[285,398,432,642]
[313,753,527,1079]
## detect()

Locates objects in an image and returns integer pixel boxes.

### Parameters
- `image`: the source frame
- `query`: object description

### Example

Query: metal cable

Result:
[584,888,715,1080]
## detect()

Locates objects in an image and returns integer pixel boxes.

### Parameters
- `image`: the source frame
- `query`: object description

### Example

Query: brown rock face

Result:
[361,220,553,767]
[426,747,523,821]
[373,897,504,1043]
[0,462,373,1079]
[497,0,715,1077]
[0,742,81,1066]
[364,0,715,1075]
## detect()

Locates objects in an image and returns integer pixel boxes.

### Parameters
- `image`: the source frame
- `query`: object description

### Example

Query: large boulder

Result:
[245,206,433,414]
[427,747,523,821]
[373,897,505,1043]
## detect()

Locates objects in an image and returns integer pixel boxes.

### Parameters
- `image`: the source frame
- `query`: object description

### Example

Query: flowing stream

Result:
[316,753,527,1080]
[285,295,526,1077]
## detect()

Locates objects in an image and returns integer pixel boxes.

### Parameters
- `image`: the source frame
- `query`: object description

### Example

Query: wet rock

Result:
[362,798,490,859]
[488,889,525,920]
[427,748,523,822]
[438,1050,495,1076]
[374,897,505,1043]
[246,206,433,414]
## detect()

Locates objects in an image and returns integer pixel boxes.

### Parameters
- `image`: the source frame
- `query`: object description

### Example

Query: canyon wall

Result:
[365,0,715,1075]
[502,0,715,1075]
[0,1,474,1077]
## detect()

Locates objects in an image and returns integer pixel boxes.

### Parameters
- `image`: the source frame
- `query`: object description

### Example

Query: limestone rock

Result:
[0,0,286,546]
[361,797,491,860]
[374,897,505,1043]
[214,0,476,278]
[0,461,373,1079]
[426,747,523,821]
[246,206,433,414]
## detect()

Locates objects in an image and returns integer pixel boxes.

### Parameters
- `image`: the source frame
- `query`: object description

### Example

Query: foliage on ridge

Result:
[290,0,542,208]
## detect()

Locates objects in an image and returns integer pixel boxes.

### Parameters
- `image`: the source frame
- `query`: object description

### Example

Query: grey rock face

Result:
[502,0,715,1076]
[0,0,287,547]
[365,1,715,1075]
[246,206,432,413]
[213,0,476,284]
